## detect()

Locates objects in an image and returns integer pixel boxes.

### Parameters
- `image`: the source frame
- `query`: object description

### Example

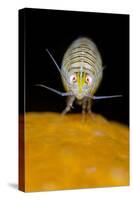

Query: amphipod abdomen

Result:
[61,37,103,100]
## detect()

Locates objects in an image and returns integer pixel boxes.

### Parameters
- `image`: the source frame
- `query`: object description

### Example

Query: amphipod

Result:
[36,37,122,114]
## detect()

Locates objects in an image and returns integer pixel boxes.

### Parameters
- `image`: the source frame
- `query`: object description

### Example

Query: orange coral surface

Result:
[24,112,129,192]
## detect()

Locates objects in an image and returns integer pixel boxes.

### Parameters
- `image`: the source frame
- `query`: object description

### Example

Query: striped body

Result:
[36,37,121,114]
[61,37,103,100]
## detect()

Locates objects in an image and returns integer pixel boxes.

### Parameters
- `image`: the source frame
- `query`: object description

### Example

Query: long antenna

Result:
[87,94,123,100]
[35,84,73,97]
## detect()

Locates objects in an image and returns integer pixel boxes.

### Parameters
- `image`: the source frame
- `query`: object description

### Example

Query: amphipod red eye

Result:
[86,75,92,84]
[70,74,77,84]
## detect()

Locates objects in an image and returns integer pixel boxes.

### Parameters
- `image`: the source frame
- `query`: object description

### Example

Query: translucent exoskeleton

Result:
[35,37,122,114]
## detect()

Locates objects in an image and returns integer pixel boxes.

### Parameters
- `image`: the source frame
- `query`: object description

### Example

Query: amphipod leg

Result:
[62,96,75,115]
[82,98,88,114]
[87,98,93,114]
[86,98,95,119]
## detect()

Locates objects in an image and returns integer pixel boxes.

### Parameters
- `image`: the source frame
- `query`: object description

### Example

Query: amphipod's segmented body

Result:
[61,37,103,114]
[36,37,122,114]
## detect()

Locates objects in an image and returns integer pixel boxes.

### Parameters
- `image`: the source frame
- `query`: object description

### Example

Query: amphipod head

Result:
[69,69,93,100]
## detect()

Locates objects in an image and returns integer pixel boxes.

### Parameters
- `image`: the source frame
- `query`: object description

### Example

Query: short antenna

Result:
[45,49,69,84]
[45,49,61,74]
